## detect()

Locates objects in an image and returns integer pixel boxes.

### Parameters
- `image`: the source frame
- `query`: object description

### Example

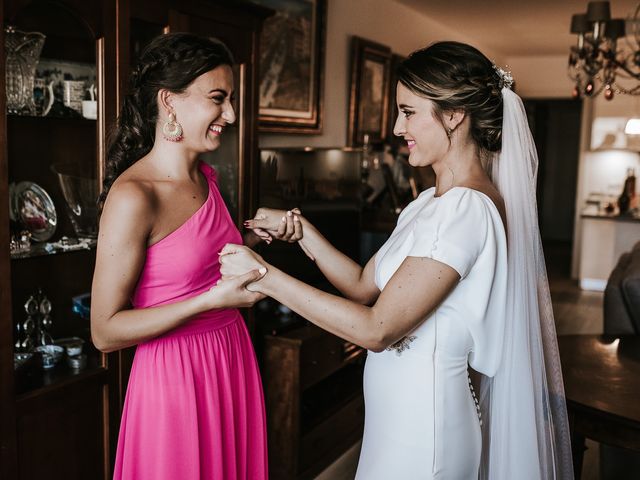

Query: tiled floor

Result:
[314,242,606,480]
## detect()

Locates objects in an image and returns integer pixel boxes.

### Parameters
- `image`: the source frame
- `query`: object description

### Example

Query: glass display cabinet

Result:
[0,1,116,479]
[0,1,269,478]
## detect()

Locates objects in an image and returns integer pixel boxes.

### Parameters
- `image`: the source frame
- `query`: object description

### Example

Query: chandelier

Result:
[568,1,640,100]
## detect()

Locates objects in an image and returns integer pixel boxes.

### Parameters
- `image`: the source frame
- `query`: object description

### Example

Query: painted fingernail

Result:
[281,216,286,222]
[259,267,267,274]
[287,210,292,217]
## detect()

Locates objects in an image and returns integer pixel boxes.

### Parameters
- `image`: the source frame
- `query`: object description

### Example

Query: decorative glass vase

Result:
[5,26,46,115]
[51,163,99,239]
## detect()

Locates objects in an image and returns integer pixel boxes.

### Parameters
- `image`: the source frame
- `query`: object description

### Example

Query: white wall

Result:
[504,54,572,98]
[501,54,640,279]
[570,94,640,278]
[259,0,503,149]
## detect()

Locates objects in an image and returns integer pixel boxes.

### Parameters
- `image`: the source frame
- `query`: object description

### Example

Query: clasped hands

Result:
[219,208,305,291]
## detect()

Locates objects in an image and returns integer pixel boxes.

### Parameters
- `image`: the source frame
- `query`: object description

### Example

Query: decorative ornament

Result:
[572,85,580,99]
[162,112,183,142]
[604,84,615,100]
[445,127,453,139]
[386,335,417,356]
[493,65,514,90]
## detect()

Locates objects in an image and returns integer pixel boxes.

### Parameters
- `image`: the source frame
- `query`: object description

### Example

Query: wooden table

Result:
[558,335,640,479]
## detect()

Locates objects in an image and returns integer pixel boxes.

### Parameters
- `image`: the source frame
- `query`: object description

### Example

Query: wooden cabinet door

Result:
[16,377,106,480]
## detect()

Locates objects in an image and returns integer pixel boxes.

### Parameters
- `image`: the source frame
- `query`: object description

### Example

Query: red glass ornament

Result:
[572,86,580,98]
[604,85,614,100]
[585,81,595,96]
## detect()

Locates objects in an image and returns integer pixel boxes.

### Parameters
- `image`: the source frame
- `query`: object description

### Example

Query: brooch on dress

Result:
[386,335,417,356]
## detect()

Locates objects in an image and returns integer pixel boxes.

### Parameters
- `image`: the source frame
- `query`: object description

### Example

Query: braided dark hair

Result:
[99,33,234,211]
[397,41,504,152]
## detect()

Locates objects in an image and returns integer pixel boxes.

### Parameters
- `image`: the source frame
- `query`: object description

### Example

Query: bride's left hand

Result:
[219,244,268,291]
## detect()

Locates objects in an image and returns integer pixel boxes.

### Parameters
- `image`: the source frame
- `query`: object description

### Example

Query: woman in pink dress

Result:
[90,33,268,479]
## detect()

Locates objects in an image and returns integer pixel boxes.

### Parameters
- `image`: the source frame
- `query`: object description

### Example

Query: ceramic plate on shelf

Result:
[10,181,57,241]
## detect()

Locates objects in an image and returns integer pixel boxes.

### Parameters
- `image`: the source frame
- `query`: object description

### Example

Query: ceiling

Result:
[395,0,640,57]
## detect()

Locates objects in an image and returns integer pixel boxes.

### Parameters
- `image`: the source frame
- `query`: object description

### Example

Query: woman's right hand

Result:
[244,207,303,244]
[201,269,266,309]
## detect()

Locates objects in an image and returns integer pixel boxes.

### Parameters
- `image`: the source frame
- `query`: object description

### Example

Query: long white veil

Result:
[478,87,574,479]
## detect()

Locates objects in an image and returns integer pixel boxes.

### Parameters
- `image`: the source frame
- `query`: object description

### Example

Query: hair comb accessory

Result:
[493,65,514,90]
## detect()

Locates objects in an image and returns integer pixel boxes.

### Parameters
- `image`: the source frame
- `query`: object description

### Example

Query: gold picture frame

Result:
[254,0,326,134]
[347,36,391,146]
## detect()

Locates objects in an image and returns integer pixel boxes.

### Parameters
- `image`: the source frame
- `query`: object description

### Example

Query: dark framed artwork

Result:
[386,53,406,147]
[347,36,392,146]
[252,0,326,134]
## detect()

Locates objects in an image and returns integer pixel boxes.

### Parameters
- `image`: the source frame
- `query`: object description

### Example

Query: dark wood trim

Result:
[102,2,124,475]
[0,5,19,479]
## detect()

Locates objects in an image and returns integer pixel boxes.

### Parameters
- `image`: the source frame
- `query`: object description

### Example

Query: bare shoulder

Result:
[100,168,158,237]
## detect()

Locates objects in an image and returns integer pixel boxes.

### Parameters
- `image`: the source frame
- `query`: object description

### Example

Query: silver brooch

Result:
[493,64,514,90]
[386,335,417,356]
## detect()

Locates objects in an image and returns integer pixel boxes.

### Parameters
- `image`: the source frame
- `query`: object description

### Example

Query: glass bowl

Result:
[54,337,84,356]
[67,354,87,370]
[34,345,64,369]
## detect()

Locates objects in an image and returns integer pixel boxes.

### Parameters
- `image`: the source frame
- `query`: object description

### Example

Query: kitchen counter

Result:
[581,211,640,223]
[579,211,640,290]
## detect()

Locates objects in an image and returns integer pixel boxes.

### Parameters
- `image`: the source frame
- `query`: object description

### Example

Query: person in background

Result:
[91,33,268,480]
[221,41,574,479]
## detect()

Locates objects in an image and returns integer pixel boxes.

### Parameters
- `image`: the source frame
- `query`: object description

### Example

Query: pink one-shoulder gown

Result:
[112,162,268,480]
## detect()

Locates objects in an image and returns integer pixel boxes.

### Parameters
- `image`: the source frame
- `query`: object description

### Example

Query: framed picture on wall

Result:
[347,36,392,146]
[252,0,326,134]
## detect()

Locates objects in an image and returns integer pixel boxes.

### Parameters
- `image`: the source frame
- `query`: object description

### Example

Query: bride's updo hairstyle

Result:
[397,41,504,153]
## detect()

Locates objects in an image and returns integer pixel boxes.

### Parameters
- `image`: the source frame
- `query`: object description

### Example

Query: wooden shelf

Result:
[15,351,105,401]
[11,237,96,260]
[8,113,96,123]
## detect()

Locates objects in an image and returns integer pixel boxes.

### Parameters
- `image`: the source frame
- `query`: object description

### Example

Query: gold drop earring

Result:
[445,126,453,139]
[162,112,183,142]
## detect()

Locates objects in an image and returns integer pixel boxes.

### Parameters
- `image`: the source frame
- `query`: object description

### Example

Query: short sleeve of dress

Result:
[407,189,489,279]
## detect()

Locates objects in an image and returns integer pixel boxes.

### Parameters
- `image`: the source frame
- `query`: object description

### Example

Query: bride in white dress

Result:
[220,41,573,479]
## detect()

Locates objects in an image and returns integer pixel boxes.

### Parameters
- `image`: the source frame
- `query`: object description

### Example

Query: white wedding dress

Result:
[355,186,507,479]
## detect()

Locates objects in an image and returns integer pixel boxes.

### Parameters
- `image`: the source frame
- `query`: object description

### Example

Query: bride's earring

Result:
[445,113,456,139]
[162,112,183,142]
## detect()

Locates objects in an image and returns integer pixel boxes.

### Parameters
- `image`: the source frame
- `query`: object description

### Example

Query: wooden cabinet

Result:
[263,324,366,479]
[0,2,117,478]
[0,1,269,478]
